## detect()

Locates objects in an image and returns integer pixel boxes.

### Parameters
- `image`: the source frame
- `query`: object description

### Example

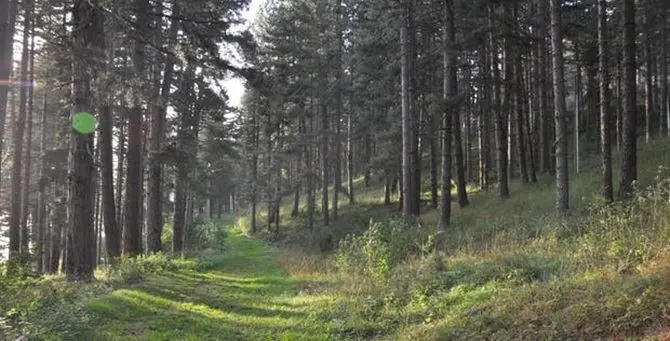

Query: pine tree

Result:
[550,0,569,215]
[599,0,613,203]
[619,0,637,199]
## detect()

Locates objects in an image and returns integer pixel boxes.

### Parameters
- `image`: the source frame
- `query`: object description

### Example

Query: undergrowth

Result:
[0,218,229,340]
[263,141,670,340]
[321,171,670,340]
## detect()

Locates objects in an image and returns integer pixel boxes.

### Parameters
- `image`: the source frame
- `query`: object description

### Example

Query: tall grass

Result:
[268,139,670,340]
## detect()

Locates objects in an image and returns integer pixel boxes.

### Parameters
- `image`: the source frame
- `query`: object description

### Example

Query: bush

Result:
[98,253,171,284]
[235,216,251,235]
[334,218,428,283]
[192,219,228,250]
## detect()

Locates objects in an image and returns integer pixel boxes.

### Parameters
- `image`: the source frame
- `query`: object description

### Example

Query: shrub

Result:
[235,216,251,235]
[192,219,228,250]
[98,253,171,284]
[334,218,427,283]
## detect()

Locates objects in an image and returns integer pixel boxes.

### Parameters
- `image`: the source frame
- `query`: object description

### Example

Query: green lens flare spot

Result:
[72,112,97,134]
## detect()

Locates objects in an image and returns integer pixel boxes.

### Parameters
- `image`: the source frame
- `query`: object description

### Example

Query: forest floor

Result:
[83,139,670,341]
[87,230,335,341]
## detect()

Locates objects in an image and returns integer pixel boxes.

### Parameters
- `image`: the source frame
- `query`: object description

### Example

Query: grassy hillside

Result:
[245,139,670,340]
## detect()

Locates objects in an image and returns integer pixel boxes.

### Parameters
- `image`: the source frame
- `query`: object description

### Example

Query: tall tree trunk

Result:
[20,25,35,256]
[306,113,315,230]
[619,0,637,199]
[524,56,538,183]
[537,0,551,173]
[146,5,178,253]
[575,50,581,174]
[173,167,186,254]
[515,46,529,184]
[250,108,259,233]
[0,0,19,189]
[36,81,49,273]
[401,0,420,217]
[320,98,329,225]
[115,118,125,232]
[347,104,355,204]
[291,158,301,217]
[479,44,490,190]
[441,0,457,229]
[490,4,509,199]
[550,0,569,215]
[333,115,341,221]
[662,20,668,137]
[124,0,150,256]
[644,11,654,144]
[363,133,371,187]
[9,0,32,262]
[173,66,198,253]
[100,104,120,258]
[48,188,66,274]
[599,0,613,203]
[66,0,101,281]
[454,68,469,206]
[616,55,623,150]
[430,99,439,208]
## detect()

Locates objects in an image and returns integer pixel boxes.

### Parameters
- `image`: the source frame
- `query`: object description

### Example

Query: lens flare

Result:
[0,79,36,88]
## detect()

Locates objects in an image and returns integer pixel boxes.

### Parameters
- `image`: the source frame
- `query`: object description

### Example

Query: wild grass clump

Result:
[334,218,429,283]
[97,252,173,284]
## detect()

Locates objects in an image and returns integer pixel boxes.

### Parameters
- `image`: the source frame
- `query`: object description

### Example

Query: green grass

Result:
[6,139,669,340]
[87,230,336,341]
[245,138,670,341]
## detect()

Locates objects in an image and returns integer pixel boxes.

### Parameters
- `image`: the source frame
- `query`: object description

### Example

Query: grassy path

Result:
[87,231,335,341]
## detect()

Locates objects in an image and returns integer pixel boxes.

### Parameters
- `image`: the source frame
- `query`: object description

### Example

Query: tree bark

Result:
[515,45,529,184]
[66,0,102,282]
[599,0,613,203]
[479,44,491,190]
[550,0,569,215]
[0,0,19,189]
[454,64,469,207]
[401,0,420,218]
[644,11,654,144]
[99,104,120,258]
[9,0,32,262]
[537,0,551,174]
[661,20,668,137]
[489,4,509,199]
[124,0,150,256]
[320,98,330,225]
[575,50,581,174]
[20,24,35,256]
[146,4,179,253]
[347,104,355,204]
[36,80,49,273]
[441,0,457,229]
[619,0,637,199]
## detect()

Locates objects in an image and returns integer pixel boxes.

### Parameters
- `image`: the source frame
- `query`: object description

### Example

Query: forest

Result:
[1,0,670,339]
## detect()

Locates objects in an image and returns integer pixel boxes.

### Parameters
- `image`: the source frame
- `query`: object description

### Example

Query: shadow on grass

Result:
[88,233,334,341]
